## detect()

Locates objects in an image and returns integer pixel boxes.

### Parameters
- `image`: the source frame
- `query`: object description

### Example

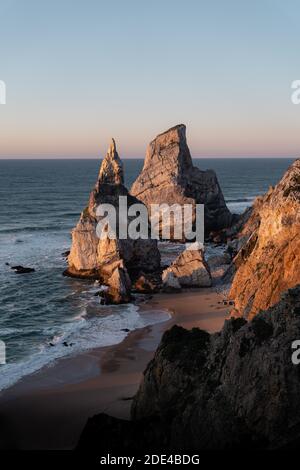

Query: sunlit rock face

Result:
[230,159,300,319]
[78,287,300,451]
[66,139,161,290]
[130,124,232,236]
[162,245,212,288]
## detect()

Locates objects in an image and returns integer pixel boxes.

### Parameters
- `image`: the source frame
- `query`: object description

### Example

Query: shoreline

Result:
[0,288,229,450]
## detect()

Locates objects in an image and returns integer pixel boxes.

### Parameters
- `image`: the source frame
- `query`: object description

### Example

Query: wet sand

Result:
[0,288,229,450]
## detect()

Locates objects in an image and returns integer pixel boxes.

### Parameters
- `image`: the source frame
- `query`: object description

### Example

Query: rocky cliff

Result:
[78,286,300,451]
[65,139,160,300]
[229,159,300,319]
[130,124,232,236]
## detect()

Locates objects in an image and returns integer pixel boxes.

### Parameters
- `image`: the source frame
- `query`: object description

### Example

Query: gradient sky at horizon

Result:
[1,0,300,159]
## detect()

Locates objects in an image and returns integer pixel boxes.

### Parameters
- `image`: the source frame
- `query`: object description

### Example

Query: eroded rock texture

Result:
[78,286,300,451]
[66,139,160,301]
[229,159,300,319]
[162,245,212,288]
[130,124,232,236]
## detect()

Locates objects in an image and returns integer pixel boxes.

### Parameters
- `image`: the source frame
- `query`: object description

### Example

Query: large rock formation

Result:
[78,286,300,451]
[66,139,161,298]
[229,159,300,319]
[130,124,232,236]
[162,244,212,288]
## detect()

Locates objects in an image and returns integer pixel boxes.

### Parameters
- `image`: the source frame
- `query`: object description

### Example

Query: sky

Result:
[0,0,300,158]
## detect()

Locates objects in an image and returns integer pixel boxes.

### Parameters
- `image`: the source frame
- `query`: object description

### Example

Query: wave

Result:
[0,225,70,234]
[0,303,170,392]
[226,197,255,203]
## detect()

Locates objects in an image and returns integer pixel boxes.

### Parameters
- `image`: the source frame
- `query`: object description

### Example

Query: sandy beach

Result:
[0,288,229,450]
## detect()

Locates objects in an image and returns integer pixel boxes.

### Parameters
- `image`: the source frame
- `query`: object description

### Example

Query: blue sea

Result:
[0,158,295,390]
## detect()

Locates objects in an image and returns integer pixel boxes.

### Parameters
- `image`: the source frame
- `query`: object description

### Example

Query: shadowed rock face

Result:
[130,124,232,235]
[66,139,161,291]
[78,286,300,451]
[229,159,300,319]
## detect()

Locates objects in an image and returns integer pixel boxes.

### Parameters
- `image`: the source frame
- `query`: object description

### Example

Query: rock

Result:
[11,265,35,274]
[162,245,212,287]
[133,273,159,294]
[161,271,181,292]
[78,286,300,451]
[98,138,124,185]
[207,253,231,268]
[66,139,161,281]
[103,263,132,304]
[229,159,300,319]
[130,124,232,237]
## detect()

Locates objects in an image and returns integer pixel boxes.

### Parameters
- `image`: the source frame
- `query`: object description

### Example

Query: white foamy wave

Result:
[227,197,255,214]
[0,303,170,392]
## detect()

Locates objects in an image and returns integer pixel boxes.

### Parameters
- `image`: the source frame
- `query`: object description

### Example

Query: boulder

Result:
[130,124,232,237]
[133,274,159,294]
[161,271,181,292]
[162,245,212,287]
[101,263,132,304]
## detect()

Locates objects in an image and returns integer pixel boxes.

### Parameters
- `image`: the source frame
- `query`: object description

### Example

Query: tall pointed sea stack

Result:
[130,124,232,235]
[66,139,161,297]
[98,138,124,185]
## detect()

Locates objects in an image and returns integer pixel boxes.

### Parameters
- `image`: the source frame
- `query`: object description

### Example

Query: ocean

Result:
[0,157,295,390]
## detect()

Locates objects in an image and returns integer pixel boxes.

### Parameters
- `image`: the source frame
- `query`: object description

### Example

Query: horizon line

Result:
[0,155,297,161]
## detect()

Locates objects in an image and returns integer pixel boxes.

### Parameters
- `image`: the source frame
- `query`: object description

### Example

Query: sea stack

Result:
[66,139,161,301]
[130,124,232,236]
[229,159,300,319]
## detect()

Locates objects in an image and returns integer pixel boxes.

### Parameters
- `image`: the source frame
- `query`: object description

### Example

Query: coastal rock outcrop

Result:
[162,245,212,287]
[66,139,161,300]
[130,124,232,236]
[78,286,300,451]
[229,159,300,319]
[101,262,132,304]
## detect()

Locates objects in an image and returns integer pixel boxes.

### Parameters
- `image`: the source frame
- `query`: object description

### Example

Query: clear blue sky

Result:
[0,0,300,158]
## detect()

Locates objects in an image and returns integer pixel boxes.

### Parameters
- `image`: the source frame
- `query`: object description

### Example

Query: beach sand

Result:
[0,288,229,450]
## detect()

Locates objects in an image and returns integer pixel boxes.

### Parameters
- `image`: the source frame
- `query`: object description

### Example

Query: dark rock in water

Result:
[11,265,35,274]
[121,328,130,333]
[78,286,300,451]
[49,343,55,347]
[61,250,70,259]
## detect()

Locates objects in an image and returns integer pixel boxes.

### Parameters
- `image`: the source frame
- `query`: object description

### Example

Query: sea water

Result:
[0,157,295,390]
